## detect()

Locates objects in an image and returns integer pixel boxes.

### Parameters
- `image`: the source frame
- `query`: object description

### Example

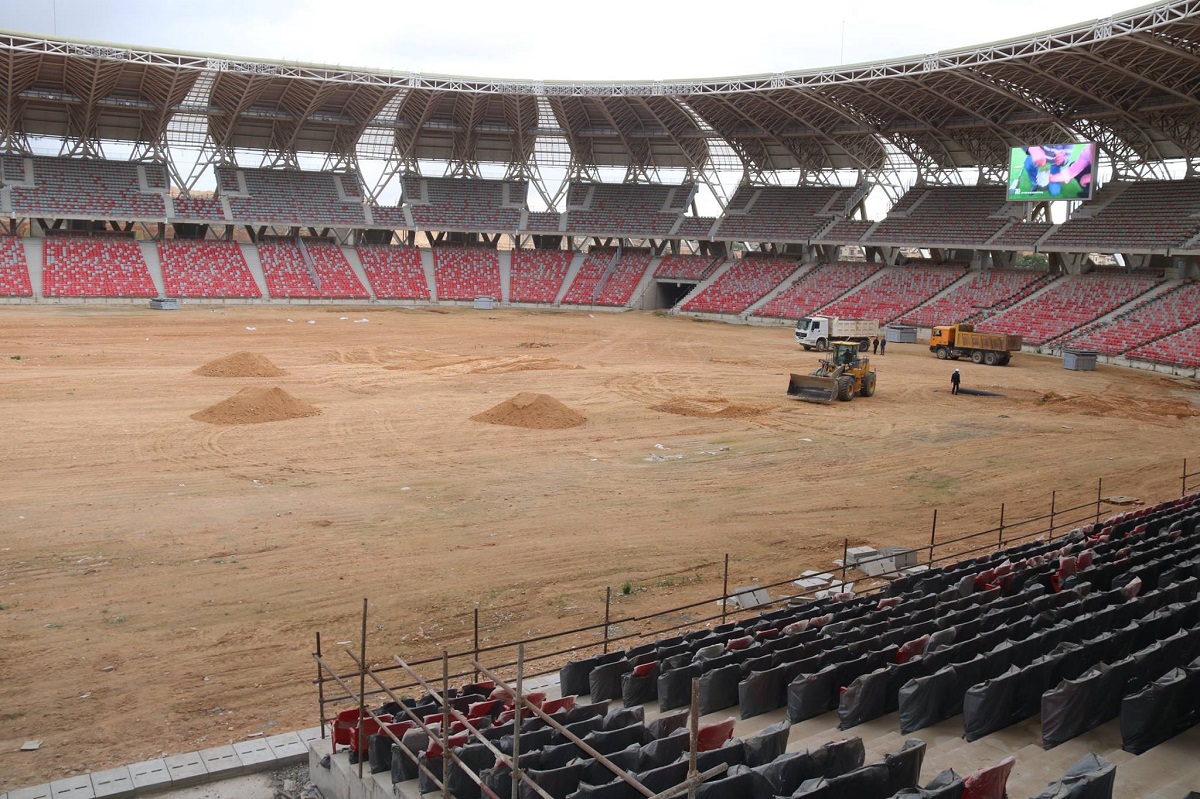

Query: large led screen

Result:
[1007,143,1096,201]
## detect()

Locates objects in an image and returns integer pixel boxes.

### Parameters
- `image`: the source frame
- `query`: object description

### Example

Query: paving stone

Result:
[9,786,52,799]
[297,727,324,747]
[265,732,307,762]
[164,752,209,788]
[126,759,169,793]
[197,745,246,779]
[232,738,274,770]
[48,776,93,799]
[87,768,134,799]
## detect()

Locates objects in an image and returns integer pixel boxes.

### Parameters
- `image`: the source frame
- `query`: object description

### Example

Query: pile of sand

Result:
[652,398,772,419]
[471,392,586,430]
[191,387,320,426]
[193,352,287,378]
[1036,391,1200,423]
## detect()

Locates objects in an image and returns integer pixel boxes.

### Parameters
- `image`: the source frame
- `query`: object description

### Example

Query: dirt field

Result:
[1,304,1197,790]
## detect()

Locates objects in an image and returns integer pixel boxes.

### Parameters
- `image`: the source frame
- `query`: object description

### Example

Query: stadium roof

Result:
[0,1,1197,180]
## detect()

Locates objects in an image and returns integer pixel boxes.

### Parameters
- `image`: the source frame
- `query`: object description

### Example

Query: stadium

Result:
[1,2,1199,799]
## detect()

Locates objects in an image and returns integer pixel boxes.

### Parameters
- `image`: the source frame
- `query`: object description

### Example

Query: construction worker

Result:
[951,369,961,395]
[872,337,880,355]
[879,337,887,356]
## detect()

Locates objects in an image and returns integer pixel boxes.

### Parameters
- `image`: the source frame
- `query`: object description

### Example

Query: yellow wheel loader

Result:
[787,341,878,403]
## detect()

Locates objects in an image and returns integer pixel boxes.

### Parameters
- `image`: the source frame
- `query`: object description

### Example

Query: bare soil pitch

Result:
[0,304,1197,790]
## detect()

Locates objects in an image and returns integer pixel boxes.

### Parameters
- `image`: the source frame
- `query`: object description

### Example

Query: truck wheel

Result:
[858,340,870,352]
[816,339,829,352]
[935,346,949,360]
[860,373,876,397]
[984,351,998,366]
[836,375,855,401]
[971,351,984,364]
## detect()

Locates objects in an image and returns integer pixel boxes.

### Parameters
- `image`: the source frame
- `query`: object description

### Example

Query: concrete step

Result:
[1111,727,1200,799]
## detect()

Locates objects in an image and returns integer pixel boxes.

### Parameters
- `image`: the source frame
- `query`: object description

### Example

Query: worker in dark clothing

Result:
[879,337,886,355]
[872,337,879,355]
[951,369,961,395]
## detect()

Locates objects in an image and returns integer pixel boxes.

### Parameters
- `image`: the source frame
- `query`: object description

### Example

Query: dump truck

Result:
[929,324,1022,366]
[787,341,878,403]
[795,315,880,352]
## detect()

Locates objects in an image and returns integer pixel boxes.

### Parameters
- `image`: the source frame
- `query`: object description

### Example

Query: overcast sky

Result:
[2,0,1108,81]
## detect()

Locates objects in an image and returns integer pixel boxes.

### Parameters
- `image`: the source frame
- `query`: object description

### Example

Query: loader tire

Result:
[836,375,855,402]
[860,373,876,397]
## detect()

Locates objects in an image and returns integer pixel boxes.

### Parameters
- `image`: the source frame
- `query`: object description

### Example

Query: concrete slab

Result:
[47,777,93,799]
[197,746,245,779]
[88,767,134,799]
[296,727,324,748]
[264,732,307,763]
[8,785,51,799]
[163,752,209,788]
[126,759,170,793]
[232,738,274,770]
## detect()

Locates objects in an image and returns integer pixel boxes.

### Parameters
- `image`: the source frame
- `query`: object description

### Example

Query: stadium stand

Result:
[675,216,717,239]
[509,249,573,304]
[256,238,367,299]
[0,236,33,297]
[355,244,430,300]
[404,176,524,232]
[819,265,967,324]
[753,261,883,320]
[157,240,261,298]
[41,236,157,298]
[977,272,1161,345]
[987,221,1053,249]
[524,211,562,233]
[561,249,652,306]
[864,186,1012,246]
[218,167,367,227]
[432,247,502,301]
[714,185,846,242]
[899,269,1050,328]
[1042,179,1200,251]
[653,255,721,281]
[1126,327,1200,369]
[680,257,798,315]
[815,219,873,243]
[368,206,410,230]
[564,183,692,238]
[1061,281,1200,356]
[4,155,167,220]
[171,195,228,222]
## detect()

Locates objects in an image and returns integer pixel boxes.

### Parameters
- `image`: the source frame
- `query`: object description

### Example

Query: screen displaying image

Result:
[1007,143,1095,201]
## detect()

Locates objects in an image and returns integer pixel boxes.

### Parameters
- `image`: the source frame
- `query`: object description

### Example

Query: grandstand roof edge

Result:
[1,0,1194,94]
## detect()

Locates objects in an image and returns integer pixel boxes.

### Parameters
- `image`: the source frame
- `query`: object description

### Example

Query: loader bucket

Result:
[787,373,838,403]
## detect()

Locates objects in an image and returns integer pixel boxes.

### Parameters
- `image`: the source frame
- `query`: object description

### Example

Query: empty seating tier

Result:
[432,247,502,301]
[524,211,562,233]
[675,217,716,239]
[404,176,525,232]
[157,240,261,298]
[715,186,846,243]
[865,186,1011,246]
[0,236,32,296]
[5,156,167,220]
[171,195,227,222]
[1043,180,1200,251]
[977,273,1160,345]
[41,237,157,298]
[899,269,1050,328]
[753,262,883,320]
[1063,282,1200,356]
[256,239,367,299]
[561,249,653,306]
[820,265,966,325]
[1125,326,1200,369]
[988,221,1053,248]
[369,207,409,230]
[653,255,720,281]
[219,167,367,227]
[509,250,573,303]
[681,258,797,315]
[356,245,430,300]
[564,183,693,238]
[815,219,873,243]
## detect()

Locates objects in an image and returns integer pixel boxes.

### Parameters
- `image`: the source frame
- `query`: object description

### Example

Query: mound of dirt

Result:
[193,352,287,378]
[652,398,772,419]
[1035,391,1200,423]
[471,392,586,430]
[191,387,320,426]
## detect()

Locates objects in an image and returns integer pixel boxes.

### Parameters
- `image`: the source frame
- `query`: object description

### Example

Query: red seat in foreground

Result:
[695,717,736,751]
